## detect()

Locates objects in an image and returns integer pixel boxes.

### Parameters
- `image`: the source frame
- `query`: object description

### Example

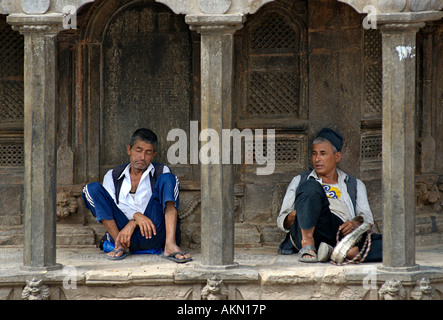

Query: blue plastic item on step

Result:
[103,240,162,255]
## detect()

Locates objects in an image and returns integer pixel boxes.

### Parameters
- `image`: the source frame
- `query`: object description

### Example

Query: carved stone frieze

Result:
[201,276,229,300]
[22,278,50,300]
[56,191,78,220]
[416,175,441,210]
[178,195,201,220]
[411,278,435,300]
[378,279,406,300]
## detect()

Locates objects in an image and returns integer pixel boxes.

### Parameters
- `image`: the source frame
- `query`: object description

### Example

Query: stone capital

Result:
[7,13,65,35]
[156,0,275,15]
[185,14,245,34]
[338,0,443,14]
[376,10,443,27]
[1,0,95,15]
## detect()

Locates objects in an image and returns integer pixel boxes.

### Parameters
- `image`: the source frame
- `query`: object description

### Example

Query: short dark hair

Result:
[129,128,158,150]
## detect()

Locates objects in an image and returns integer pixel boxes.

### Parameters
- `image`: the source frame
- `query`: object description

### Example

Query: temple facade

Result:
[0,0,442,293]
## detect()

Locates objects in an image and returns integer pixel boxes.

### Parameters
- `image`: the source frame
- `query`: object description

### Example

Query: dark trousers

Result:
[82,173,181,252]
[289,178,343,251]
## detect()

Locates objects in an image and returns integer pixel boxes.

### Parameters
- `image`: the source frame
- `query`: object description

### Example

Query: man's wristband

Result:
[131,219,138,227]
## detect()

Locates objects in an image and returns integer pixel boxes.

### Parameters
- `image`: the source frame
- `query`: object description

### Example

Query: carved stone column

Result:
[378,21,422,270]
[7,14,64,271]
[375,9,442,271]
[338,1,442,271]
[155,0,274,269]
[186,14,244,268]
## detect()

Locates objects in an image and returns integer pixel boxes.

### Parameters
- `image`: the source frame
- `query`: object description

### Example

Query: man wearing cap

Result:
[277,128,374,262]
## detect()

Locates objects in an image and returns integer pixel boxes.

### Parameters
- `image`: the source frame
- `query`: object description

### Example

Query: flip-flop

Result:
[107,248,131,260]
[298,245,317,263]
[161,251,192,264]
[317,242,333,262]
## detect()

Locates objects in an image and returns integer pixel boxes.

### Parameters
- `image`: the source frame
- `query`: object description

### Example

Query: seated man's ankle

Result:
[301,237,315,248]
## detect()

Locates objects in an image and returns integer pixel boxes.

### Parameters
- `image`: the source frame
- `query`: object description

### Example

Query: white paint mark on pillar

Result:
[395,46,416,61]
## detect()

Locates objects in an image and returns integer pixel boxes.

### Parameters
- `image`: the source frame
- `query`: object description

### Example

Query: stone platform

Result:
[1,244,443,300]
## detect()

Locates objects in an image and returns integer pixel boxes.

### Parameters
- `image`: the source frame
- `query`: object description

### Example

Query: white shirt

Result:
[276,169,374,233]
[102,163,170,220]
[323,182,353,223]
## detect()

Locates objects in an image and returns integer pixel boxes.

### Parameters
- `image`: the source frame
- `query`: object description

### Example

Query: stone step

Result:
[0,225,97,247]
[1,222,442,249]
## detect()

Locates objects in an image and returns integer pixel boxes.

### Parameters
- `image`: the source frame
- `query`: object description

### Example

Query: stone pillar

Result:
[374,8,443,271]
[186,15,244,268]
[7,14,64,271]
[378,22,422,270]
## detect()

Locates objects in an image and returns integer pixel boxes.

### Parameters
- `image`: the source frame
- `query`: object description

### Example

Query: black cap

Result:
[316,128,343,152]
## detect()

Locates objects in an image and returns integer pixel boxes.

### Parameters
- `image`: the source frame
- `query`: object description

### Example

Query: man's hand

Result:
[115,220,137,249]
[339,220,360,236]
[133,212,157,239]
[283,210,296,230]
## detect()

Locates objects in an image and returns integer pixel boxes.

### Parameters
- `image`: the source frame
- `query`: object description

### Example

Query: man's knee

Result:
[297,179,325,199]
[83,182,102,196]
[82,182,107,210]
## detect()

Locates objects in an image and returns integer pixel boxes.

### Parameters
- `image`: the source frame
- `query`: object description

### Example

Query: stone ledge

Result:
[2,246,443,300]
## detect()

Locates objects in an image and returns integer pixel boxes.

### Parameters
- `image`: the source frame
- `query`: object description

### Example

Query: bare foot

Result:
[346,246,361,260]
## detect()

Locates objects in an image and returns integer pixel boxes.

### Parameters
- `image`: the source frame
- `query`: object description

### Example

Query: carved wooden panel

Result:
[0,16,24,123]
[250,11,298,50]
[240,3,307,122]
[361,134,382,163]
[363,28,382,119]
[101,3,192,168]
[0,15,24,168]
[245,133,306,167]
[0,144,24,167]
[361,28,383,173]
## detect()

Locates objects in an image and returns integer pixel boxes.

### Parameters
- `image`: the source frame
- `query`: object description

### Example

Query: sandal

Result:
[107,248,131,260]
[317,242,333,262]
[161,251,193,264]
[298,245,317,263]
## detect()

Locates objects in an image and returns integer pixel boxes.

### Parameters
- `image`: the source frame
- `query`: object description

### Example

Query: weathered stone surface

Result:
[1,0,443,277]
[198,0,231,14]
[187,14,244,268]
[20,0,50,14]
[379,22,421,270]
[101,4,192,168]
[377,0,407,13]
[6,14,65,271]
[157,0,275,14]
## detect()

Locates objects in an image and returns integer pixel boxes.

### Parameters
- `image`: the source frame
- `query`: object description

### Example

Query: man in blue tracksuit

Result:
[82,128,192,262]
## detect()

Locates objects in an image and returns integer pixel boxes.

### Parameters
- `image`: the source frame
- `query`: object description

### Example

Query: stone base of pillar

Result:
[194,262,239,271]
[20,263,63,272]
[377,264,420,274]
